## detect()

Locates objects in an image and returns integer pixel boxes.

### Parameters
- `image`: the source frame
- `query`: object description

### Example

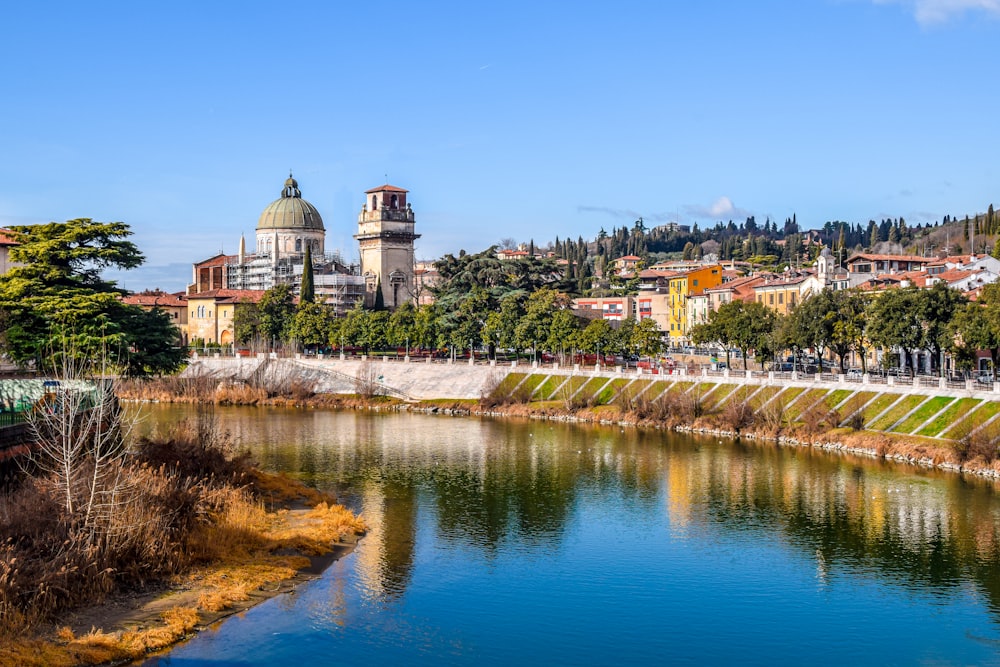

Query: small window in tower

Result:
[391,194,398,209]
[372,195,378,209]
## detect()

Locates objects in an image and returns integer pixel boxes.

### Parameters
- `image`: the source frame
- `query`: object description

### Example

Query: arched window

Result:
[390,194,398,209]
[372,195,378,209]
[295,238,302,252]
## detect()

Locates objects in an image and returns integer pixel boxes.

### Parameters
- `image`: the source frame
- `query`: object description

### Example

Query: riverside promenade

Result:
[184,354,1000,403]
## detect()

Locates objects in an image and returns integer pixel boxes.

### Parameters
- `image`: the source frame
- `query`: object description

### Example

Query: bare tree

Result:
[354,361,382,400]
[25,344,139,547]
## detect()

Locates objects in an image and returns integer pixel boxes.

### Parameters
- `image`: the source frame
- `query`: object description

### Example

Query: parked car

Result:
[847,368,864,378]
[977,372,995,385]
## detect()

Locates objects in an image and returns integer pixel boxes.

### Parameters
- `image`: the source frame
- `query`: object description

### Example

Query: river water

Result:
[136,404,1000,666]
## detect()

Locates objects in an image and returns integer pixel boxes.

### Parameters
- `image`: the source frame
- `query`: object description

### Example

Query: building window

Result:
[372,195,378,209]
[778,293,784,305]
[391,194,398,209]
[295,238,302,252]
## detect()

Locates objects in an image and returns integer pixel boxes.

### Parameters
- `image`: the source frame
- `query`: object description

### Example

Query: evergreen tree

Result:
[373,278,386,311]
[299,244,314,303]
[0,219,184,376]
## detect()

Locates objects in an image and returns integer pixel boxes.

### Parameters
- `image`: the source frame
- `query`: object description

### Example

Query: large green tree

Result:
[258,284,296,346]
[832,289,873,373]
[290,300,334,349]
[0,219,185,376]
[948,302,998,374]
[690,300,775,370]
[576,319,615,359]
[868,287,924,375]
[515,288,566,356]
[432,247,562,345]
[482,293,524,356]
[387,301,417,351]
[917,282,967,376]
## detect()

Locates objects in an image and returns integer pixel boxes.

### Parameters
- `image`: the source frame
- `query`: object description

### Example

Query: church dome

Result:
[257,173,325,232]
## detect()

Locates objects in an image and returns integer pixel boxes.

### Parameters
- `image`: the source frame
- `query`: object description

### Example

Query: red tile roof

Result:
[186,289,268,303]
[638,269,679,279]
[846,252,928,263]
[123,292,187,307]
[935,269,974,283]
[365,184,408,194]
[193,253,236,268]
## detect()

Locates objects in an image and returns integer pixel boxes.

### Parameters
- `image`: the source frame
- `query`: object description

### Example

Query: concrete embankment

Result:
[184,356,504,400]
[183,357,1000,444]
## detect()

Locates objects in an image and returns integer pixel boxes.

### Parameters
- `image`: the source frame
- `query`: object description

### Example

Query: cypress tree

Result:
[373,278,385,311]
[300,244,315,303]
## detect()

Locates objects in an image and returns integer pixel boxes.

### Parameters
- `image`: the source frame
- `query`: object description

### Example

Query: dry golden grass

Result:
[214,382,268,405]
[1,425,365,667]
[0,607,199,667]
[0,487,365,667]
[250,469,331,507]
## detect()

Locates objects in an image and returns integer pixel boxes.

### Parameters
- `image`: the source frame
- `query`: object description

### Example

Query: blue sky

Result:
[1,0,998,292]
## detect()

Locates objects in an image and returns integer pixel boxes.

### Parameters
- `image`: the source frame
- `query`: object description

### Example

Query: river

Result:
[136,404,1000,666]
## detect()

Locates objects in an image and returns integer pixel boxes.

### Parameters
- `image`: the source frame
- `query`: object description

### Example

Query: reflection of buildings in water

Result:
[815,548,828,586]
[355,478,418,601]
[666,463,692,533]
[675,442,988,561]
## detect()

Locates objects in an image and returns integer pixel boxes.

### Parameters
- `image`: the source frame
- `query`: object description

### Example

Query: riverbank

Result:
[60,510,360,666]
[0,420,366,667]
[117,372,1000,483]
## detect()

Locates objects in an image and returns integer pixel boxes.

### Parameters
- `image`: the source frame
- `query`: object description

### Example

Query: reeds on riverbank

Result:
[0,409,365,667]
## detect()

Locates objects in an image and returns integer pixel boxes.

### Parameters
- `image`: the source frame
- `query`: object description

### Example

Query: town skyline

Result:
[2,1,999,292]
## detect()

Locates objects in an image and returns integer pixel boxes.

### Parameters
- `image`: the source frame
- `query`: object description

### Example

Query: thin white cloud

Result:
[577,206,676,223]
[875,0,1000,24]
[684,196,752,221]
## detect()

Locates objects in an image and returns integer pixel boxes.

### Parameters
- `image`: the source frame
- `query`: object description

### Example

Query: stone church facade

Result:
[183,174,420,344]
[189,174,420,313]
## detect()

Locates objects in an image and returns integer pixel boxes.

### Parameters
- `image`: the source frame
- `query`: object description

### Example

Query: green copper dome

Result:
[257,173,325,232]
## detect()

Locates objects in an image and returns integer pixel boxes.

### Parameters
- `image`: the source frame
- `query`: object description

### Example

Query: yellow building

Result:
[752,273,821,316]
[666,265,723,344]
[186,289,266,346]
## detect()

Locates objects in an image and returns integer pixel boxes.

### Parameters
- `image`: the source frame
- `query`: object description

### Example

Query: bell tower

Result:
[354,184,420,309]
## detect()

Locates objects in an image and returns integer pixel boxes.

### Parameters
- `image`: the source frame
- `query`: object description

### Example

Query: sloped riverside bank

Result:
[137,356,1000,480]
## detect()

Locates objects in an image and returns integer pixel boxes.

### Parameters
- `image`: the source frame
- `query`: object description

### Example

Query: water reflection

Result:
[139,405,1000,620]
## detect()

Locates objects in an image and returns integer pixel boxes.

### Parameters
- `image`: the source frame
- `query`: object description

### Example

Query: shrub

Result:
[721,398,755,434]
[956,422,1000,464]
